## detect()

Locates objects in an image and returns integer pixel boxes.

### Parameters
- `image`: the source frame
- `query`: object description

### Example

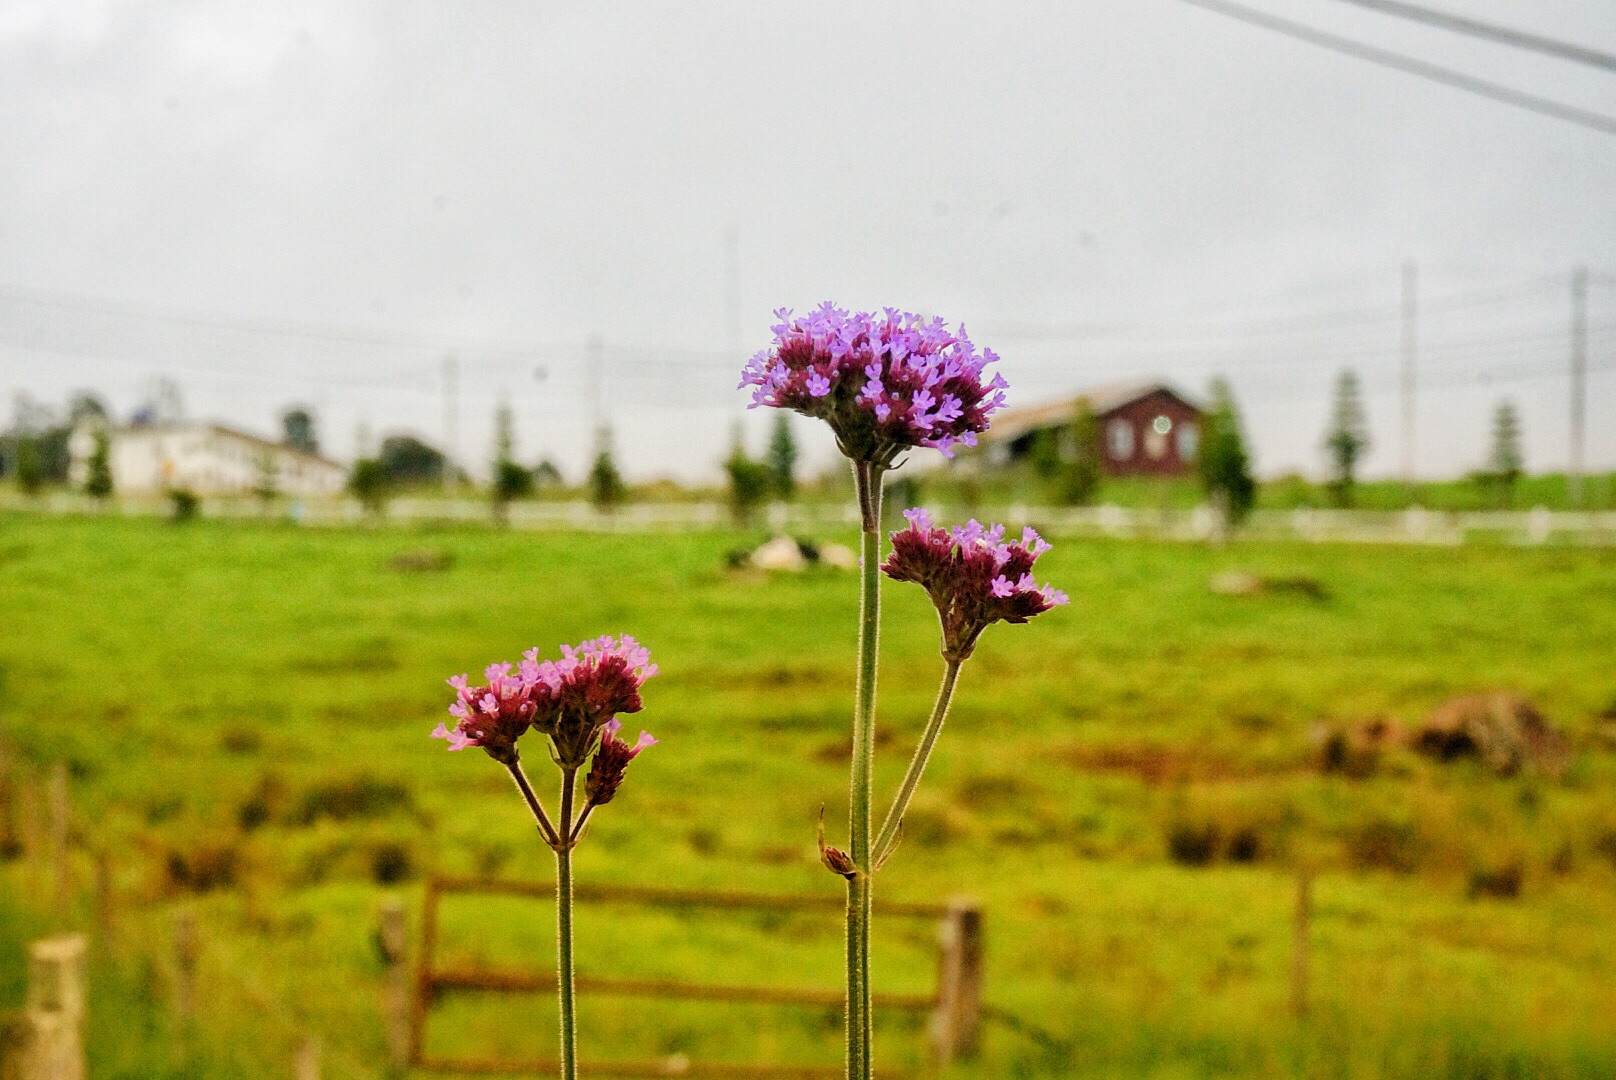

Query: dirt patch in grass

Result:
[1060,741,1285,785]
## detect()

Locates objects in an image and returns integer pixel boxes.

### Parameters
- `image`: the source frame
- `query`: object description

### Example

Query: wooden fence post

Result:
[929,897,983,1064]
[92,851,114,956]
[48,763,69,923]
[408,878,440,1067]
[378,896,410,1076]
[293,1035,322,1080]
[0,742,20,861]
[23,934,87,1080]
[171,910,199,1062]
[1290,869,1312,1019]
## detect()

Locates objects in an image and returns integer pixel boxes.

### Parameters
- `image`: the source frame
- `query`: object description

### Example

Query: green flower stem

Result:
[556,766,580,1080]
[505,760,561,848]
[847,461,883,1080]
[872,658,962,869]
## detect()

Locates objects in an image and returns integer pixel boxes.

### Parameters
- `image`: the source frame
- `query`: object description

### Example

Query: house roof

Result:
[119,420,344,470]
[982,379,1200,446]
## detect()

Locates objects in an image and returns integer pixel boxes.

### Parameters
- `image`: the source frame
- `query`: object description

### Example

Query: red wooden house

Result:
[979,380,1203,477]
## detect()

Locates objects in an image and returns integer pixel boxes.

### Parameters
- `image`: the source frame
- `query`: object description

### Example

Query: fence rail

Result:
[6,491,1616,544]
[411,876,983,1078]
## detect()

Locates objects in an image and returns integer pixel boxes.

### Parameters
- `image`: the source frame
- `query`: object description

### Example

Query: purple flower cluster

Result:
[738,303,1008,466]
[433,664,538,765]
[882,509,1068,661]
[584,719,658,806]
[434,635,658,770]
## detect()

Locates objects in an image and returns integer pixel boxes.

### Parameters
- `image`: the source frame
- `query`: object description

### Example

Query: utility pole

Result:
[441,353,458,494]
[586,333,605,435]
[723,224,742,354]
[1400,260,1418,486]
[1570,266,1587,508]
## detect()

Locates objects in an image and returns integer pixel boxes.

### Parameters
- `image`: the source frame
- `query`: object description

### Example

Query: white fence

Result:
[4,492,1616,546]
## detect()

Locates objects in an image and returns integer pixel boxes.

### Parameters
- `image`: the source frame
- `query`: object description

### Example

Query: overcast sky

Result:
[3,0,1614,483]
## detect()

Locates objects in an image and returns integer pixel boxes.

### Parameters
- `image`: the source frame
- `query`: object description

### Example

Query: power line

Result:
[1176,0,1616,136]
[1322,0,1616,73]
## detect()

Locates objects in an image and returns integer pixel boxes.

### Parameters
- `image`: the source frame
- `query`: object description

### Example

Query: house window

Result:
[1177,421,1199,461]
[1106,418,1134,460]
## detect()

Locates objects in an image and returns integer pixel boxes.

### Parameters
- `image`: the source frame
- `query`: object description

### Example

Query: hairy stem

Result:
[556,767,579,1080]
[505,760,561,849]
[846,460,883,1080]
[872,658,962,869]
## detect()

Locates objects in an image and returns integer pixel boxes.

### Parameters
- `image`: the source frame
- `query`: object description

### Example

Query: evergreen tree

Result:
[1056,401,1102,506]
[84,425,114,500]
[1197,377,1256,523]
[14,437,41,495]
[725,424,775,526]
[1484,400,1524,507]
[348,458,389,516]
[282,407,319,453]
[588,427,627,512]
[767,413,798,500]
[1323,369,1370,507]
[491,404,533,524]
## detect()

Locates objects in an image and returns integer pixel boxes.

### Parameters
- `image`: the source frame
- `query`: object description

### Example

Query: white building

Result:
[69,422,347,497]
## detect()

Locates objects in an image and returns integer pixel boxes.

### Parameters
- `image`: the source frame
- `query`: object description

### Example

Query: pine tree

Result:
[1323,369,1370,507]
[725,424,774,526]
[1485,400,1524,507]
[588,427,627,512]
[491,403,532,524]
[83,425,114,500]
[1056,401,1102,506]
[1197,378,1256,523]
[282,407,319,453]
[767,413,798,500]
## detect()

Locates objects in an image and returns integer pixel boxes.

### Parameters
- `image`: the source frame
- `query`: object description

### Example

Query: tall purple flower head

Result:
[522,635,658,768]
[584,719,657,807]
[882,509,1067,662]
[433,664,537,765]
[738,304,1008,469]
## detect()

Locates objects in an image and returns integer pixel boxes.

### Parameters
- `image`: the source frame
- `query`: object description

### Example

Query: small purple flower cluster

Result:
[882,509,1068,661]
[584,720,659,806]
[738,303,1008,466]
[434,635,658,775]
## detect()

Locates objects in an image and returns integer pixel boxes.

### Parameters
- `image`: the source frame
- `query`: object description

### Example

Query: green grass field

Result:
[3,512,1616,1078]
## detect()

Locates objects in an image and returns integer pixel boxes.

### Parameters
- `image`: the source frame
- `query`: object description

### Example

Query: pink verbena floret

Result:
[881,508,1067,661]
[584,718,658,806]
[432,664,537,764]
[738,303,1008,466]
[522,635,658,767]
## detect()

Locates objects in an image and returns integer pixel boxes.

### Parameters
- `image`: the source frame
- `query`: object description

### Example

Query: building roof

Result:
[982,379,1200,446]
[119,420,344,470]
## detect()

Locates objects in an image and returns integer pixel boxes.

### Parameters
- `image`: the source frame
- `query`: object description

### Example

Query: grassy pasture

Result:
[3,512,1616,1077]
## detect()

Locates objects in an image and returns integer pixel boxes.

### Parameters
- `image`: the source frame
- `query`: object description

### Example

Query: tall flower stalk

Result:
[743,304,1061,1079]
[433,637,658,1080]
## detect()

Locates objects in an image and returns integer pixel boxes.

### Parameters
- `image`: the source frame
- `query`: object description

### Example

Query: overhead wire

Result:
[1175,0,1616,136]
[1320,0,1616,73]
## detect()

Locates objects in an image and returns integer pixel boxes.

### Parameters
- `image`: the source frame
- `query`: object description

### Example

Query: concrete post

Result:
[928,897,983,1064]
[378,896,410,1075]
[22,934,86,1080]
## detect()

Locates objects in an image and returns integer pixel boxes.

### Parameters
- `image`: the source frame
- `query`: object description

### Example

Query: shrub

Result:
[293,774,413,826]
[167,487,199,522]
[162,835,242,894]
[1347,818,1422,874]
[1468,860,1525,900]
[369,841,414,885]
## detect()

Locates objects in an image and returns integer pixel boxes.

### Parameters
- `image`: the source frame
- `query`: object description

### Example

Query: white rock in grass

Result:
[752,535,808,572]
[818,543,858,570]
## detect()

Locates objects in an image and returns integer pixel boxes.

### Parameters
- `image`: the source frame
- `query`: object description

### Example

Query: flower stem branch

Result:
[504,760,561,849]
[846,460,883,1080]
[555,767,580,1080]
[872,658,962,870]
